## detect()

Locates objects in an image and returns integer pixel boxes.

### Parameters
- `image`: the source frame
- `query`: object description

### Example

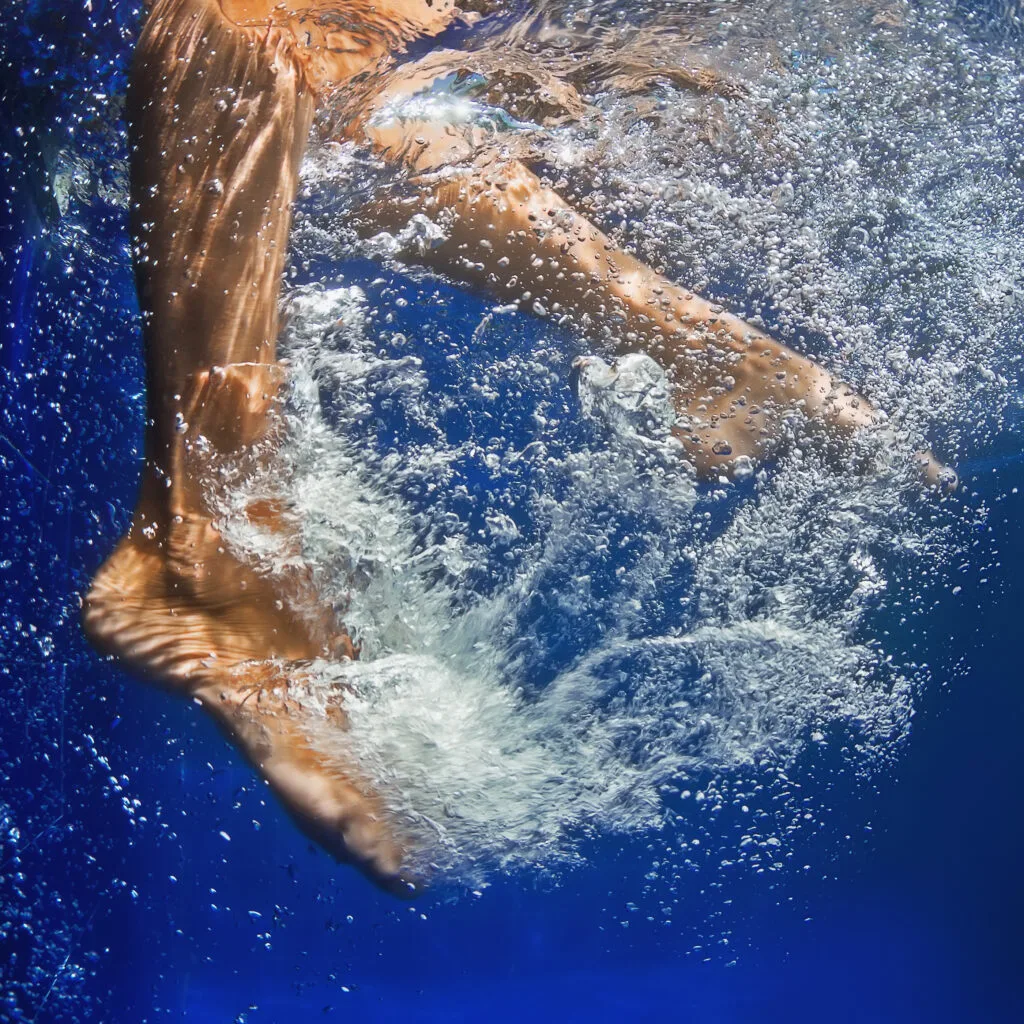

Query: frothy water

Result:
[211,0,1020,881]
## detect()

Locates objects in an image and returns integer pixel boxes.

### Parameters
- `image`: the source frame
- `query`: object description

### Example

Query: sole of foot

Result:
[82,363,413,894]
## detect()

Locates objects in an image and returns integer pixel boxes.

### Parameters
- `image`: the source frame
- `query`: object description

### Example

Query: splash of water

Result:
[207,0,1022,882]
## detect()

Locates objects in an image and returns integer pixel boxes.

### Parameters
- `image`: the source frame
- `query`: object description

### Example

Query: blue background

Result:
[1,1,1022,1020]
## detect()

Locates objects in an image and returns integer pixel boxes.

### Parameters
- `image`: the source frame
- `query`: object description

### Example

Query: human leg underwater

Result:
[346,55,952,482]
[82,0,461,893]
[82,0,954,897]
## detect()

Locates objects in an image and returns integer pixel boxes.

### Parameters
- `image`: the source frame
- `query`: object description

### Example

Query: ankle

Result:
[140,360,289,527]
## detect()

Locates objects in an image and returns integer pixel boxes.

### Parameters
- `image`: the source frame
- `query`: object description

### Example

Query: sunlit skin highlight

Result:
[82,0,950,892]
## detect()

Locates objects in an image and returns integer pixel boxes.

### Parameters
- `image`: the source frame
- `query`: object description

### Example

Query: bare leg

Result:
[349,64,948,482]
[81,0,469,892]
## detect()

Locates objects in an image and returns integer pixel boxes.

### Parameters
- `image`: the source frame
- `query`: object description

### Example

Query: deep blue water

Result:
[2,1,1023,1021]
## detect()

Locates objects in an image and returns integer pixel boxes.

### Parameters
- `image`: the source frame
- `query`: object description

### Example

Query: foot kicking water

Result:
[83,0,951,892]
[82,363,409,890]
[81,0,435,893]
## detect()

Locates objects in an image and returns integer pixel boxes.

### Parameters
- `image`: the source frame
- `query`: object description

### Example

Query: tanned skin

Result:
[82,0,945,892]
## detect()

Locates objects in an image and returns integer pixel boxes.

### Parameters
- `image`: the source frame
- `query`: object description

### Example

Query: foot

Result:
[82,365,412,893]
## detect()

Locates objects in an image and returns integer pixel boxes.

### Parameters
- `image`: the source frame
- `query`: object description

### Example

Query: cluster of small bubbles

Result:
[214,290,961,889]
[569,0,1024,459]
[0,1,150,1014]
[204,0,1022,899]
